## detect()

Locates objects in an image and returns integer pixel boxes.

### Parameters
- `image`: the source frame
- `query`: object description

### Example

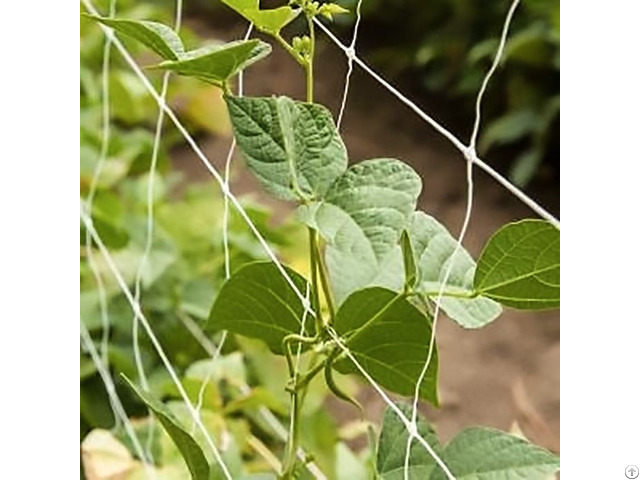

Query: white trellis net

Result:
[80,0,559,478]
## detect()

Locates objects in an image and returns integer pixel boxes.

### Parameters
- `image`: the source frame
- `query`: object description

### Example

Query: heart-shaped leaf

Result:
[207,261,313,354]
[157,39,272,84]
[474,220,560,309]
[430,427,560,480]
[221,0,301,34]
[227,95,348,201]
[377,403,442,479]
[83,15,184,60]
[408,212,502,328]
[299,158,422,304]
[333,287,438,404]
[122,376,211,480]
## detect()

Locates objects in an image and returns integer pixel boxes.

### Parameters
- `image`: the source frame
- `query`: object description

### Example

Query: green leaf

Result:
[157,39,271,84]
[409,212,502,328]
[431,427,560,480]
[221,0,301,34]
[400,230,417,291]
[318,3,350,21]
[299,158,421,304]
[474,220,560,309]
[121,376,211,480]
[206,261,313,354]
[377,403,442,479]
[82,15,184,60]
[226,95,348,201]
[333,287,438,404]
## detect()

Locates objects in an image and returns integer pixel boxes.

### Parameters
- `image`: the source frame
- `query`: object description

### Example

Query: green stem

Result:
[304,14,315,103]
[274,32,306,66]
[281,388,300,479]
[315,239,336,322]
[294,357,325,391]
[281,12,319,478]
[308,228,323,335]
[416,289,478,300]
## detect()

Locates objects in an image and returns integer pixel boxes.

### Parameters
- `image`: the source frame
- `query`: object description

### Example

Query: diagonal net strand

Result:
[324,326,455,479]
[336,0,364,129]
[313,17,559,229]
[181,311,328,480]
[82,0,315,319]
[81,205,233,480]
[81,322,156,479]
[404,2,521,477]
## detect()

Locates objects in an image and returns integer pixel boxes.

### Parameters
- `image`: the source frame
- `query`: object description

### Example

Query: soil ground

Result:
[173,19,560,454]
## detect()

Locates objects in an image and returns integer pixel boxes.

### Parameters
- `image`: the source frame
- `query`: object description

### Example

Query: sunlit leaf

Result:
[431,427,560,480]
[299,158,421,304]
[157,40,271,84]
[122,376,211,480]
[221,0,300,34]
[408,212,502,328]
[82,15,184,60]
[377,403,442,479]
[474,220,560,309]
[227,95,347,201]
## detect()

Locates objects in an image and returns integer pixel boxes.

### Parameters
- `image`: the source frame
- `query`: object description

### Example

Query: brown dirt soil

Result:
[173,19,560,454]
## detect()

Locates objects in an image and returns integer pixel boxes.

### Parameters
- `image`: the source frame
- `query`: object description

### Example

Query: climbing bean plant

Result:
[85,1,560,479]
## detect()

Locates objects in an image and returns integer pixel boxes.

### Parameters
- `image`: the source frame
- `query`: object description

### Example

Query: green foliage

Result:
[156,40,272,85]
[298,158,422,304]
[81,2,560,478]
[83,15,185,60]
[475,220,560,309]
[206,261,314,354]
[378,403,560,480]
[84,15,271,85]
[430,427,560,480]
[407,212,501,328]
[123,376,211,480]
[377,403,442,479]
[333,287,439,404]
[220,0,301,35]
[226,96,348,201]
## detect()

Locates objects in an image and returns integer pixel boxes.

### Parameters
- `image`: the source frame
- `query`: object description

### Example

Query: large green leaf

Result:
[122,376,211,480]
[157,39,271,84]
[299,158,421,304]
[474,220,560,309]
[431,427,560,480]
[408,212,502,328]
[377,403,442,480]
[226,95,348,201]
[221,0,301,34]
[206,261,313,354]
[82,15,184,60]
[333,287,438,404]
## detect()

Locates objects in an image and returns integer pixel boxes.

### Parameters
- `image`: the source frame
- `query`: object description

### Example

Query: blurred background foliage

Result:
[81,0,559,478]
[338,0,560,187]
